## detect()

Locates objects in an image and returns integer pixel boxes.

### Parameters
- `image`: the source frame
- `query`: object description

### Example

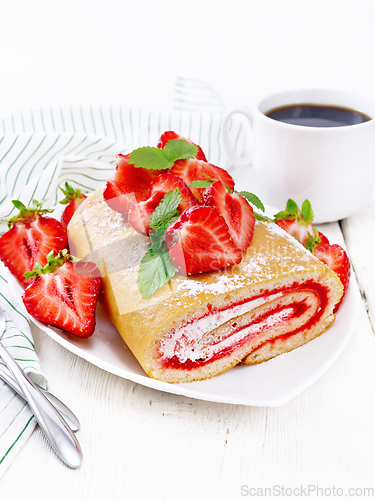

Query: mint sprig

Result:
[137,248,177,299]
[137,189,181,299]
[149,189,181,231]
[129,139,198,170]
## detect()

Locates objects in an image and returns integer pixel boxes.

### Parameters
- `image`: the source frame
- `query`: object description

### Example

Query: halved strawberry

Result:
[0,200,68,287]
[128,173,198,235]
[157,131,207,161]
[203,181,255,252]
[171,158,235,202]
[314,243,350,312]
[23,250,101,338]
[59,182,87,227]
[103,154,161,214]
[165,206,242,275]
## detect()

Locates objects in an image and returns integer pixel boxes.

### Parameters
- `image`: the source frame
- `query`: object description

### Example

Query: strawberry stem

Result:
[59,182,84,205]
[24,249,79,281]
[4,199,54,229]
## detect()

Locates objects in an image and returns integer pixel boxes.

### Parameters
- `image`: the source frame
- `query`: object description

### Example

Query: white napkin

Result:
[0,78,246,477]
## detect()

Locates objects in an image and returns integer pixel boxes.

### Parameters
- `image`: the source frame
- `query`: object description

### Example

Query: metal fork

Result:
[0,303,83,468]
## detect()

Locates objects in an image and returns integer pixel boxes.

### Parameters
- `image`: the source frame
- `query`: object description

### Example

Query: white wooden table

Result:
[2,1,375,498]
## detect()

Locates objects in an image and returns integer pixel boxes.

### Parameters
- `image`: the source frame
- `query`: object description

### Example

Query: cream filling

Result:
[159,291,285,363]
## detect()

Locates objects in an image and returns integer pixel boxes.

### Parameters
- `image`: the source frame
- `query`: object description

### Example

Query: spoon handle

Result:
[0,342,83,468]
[0,362,80,433]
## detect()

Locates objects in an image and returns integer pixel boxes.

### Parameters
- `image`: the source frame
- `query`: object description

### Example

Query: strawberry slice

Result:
[165,206,242,275]
[103,154,160,214]
[0,200,68,287]
[23,250,101,338]
[59,182,87,227]
[314,244,350,312]
[171,158,235,202]
[203,181,255,252]
[128,173,198,235]
[157,131,207,161]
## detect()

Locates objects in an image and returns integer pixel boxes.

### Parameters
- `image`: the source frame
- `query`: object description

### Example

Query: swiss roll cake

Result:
[68,188,343,383]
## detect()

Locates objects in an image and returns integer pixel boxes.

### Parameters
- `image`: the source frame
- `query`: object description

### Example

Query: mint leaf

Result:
[137,247,177,299]
[254,211,274,222]
[129,147,173,170]
[189,180,214,189]
[237,191,265,212]
[164,139,198,162]
[149,189,181,232]
[129,139,197,171]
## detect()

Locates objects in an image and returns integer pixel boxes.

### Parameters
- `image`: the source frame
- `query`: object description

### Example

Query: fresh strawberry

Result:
[59,182,87,227]
[171,158,235,202]
[274,199,320,248]
[317,231,330,248]
[165,206,242,275]
[103,154,161,214]
[202,181,255,252]
[157,131,207,161]
[0,200,68,287]
[314,244,350,312]
[23,250,101,338]
[128,173,198,235]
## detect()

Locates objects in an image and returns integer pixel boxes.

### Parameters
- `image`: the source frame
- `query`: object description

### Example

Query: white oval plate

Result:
[7,267,359,407]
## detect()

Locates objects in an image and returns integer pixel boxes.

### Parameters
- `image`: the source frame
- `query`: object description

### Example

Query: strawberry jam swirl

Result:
[158,281,329,370]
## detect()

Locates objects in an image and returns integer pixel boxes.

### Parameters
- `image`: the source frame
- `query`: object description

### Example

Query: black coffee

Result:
[265,104,371,127]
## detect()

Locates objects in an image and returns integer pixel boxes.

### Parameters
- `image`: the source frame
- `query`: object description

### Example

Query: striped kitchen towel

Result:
[0,78,247,477]
[0,262,47,477]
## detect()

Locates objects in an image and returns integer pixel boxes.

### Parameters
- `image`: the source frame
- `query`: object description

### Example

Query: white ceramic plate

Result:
[7,265,359,407]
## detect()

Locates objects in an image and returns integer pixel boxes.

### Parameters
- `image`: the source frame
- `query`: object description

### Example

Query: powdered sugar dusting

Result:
[173,274,244,297]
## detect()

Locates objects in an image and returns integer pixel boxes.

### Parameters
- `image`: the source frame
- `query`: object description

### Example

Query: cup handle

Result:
[222,106,254,168]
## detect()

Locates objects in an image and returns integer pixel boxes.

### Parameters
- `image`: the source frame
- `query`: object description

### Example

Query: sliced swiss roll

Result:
[68,189,343,383]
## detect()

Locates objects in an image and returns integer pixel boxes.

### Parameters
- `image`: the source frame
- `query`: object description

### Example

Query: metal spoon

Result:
[0,304,83,468]
[0,361,80,432]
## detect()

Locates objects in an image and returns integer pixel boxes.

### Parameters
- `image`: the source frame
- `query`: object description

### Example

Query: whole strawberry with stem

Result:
[275,198,350,311]
[274,199,321,247]
[0,200,68,287]
[59,182,87,227]
[23,249,101,338]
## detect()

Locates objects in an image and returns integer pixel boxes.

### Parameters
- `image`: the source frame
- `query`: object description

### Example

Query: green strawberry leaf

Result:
[301,199,314,224]
[164,139,198,161]
[286,199,299,216]
[274,210,296,221]
[59,181,83,205]
[6,199,54,228]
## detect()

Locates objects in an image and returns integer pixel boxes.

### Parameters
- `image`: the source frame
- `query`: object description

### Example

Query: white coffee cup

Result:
[222,89,375,223]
